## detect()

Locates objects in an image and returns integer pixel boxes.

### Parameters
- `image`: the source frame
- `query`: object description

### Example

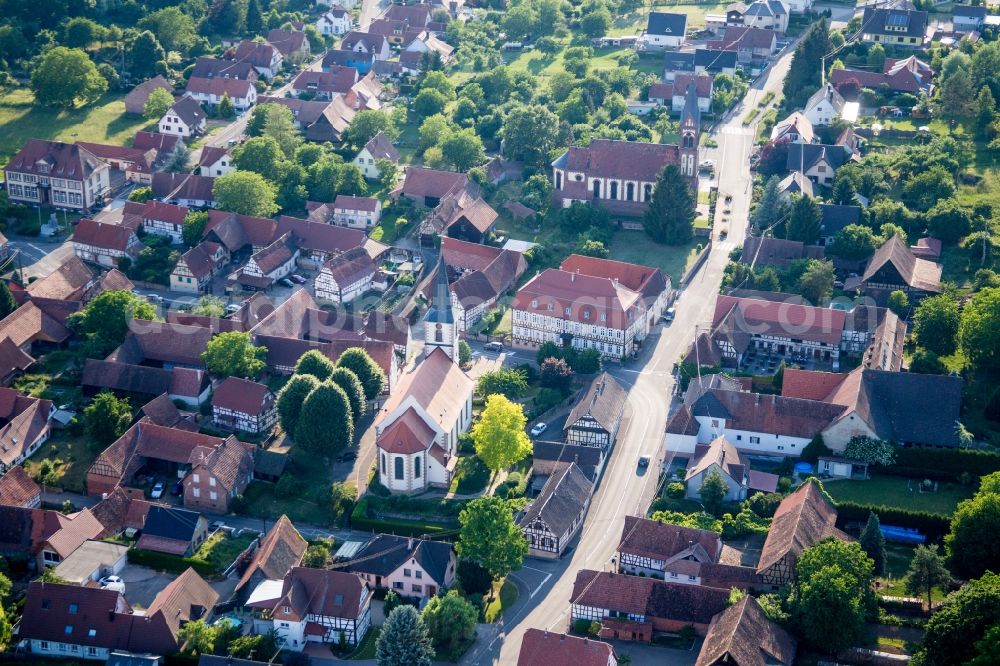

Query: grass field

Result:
[878,543,948,602]
[0,88,151,165]
[449,454,490,494]
[609,231,701,284]
[193,532,256,572]
[348,627,380,660]
[24,432,97,496]
[483,578,519,623]
[824,474,973,516]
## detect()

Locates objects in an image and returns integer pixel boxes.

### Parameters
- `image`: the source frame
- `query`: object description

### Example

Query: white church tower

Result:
[424,256,459,360]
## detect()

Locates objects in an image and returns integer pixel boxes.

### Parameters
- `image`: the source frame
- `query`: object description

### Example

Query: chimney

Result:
[571,271,575,282]
[407,537,414,550]
[101,493,108,500]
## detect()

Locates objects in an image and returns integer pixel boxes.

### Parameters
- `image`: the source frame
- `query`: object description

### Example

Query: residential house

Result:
[740,0,788,31]
[685,435,779,502]
[71,218,141,268]
[648,74,713,113]
[191,56,259,82]
[36,508,106,567]
[186,77,258,111]
[695,596,796,666]
[231,40,283,79]
[0,301,73,357]
[198,146,234,177]
[398,167,469,207]
[142,201,190,244]
[314,247,377,305]
[517,629,618,666]
[785,143,853,186]
[245,567,372,649]
[564,373,627,449]
[560,254,673,333]
[341,31,392,61]
[707,26,777,63]
[353,132,399,180]
[643,12,688,49]
[570,570,730,640]
[82,360,210,407]
[152,172,216,208]
[4,139,110,211]
[519,462,593,559]
[125,75,173,115]
[617,515,722,580]
[76,142,154,185]
[256,95,357,143]
[52,540,129,585]
[953,4,987,32]
[183,436,255,513]
[419,185,499,244]
[0,465,41,507]
[170,242,229,294]
[158,96,206,138]
[436,237,527,331]
[267,28,311,63]
[132,131,182,165]
[770,111,814,143]
[817,203,863,246]
[756,480,848,586]
[331,195,382,229]
[739,237,825,268]
[777,171,814,199]
[551,96,699,215]
[663,49,739,81]
[384,3,432,26]
[234,515,307,602]
[110,319,213,369]
[346,534,457,600]
[318,7,353,35]
[0,337,34,387]
[802,83,848,126]
[0,389,54,474]
[859,234,942,302]
[830,55,934,97]
[322,48,376,75]
[403,32,455,63]
[291,67,359,100]
[212,376,277,434]
[860,6,928,47]
[135,505,209,557]
[232,233,299,291]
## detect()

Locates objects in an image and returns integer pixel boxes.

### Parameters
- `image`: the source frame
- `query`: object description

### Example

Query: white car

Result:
[699,159,716,171]
[530,422,548,437]
[150,482,165,499]
[100,576,125,593]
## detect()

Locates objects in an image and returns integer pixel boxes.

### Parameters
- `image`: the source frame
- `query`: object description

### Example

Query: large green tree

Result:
[959,287,1000,373]
[182,210,209,247]
[277,374,320,437]
[786,194,821,244]
[471,394,532,474]
[904,544,951,609]
[63,17,105,49]
[830,224,879,261]
[421,590,478,656]
[782,19,831,107]
[440,128,486,172]
[130,31,166,79]
[342,110,399,147]
[68,290,156,358]
[84,392,133,447]
[294,349,335,381]
[917,572,1000,666]
[0,282,16,320]
[336,348,386,400]
[750,176,787,232]
[329,367,366,423]
[476,369,528,400]
[500,104,561,166]
[798,259,835,305]
[914,294,961,357]
[212,171,279,217]
[456,496,528,580]
[376,606,434,666]
[140,7,198,54]
[858,512,888,577]
[144,87,174,120]
[699,469,729,516]
[946,489,1000,579]
[296,382,354,454]
[643,165,695,245]
[30,47,107,108]
[201,331,266,379]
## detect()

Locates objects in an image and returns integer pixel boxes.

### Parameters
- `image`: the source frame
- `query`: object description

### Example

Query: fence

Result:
[679,240,713,288]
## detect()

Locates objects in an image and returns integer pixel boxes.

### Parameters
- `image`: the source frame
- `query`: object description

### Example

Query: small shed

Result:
[818,455,869,480]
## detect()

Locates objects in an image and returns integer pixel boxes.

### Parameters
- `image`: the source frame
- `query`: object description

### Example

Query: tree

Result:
[182,211,208,247]
[969,625,1000,666]
[30,47,107,108]
[140,7,198,54]
[456,496,528,580]
[830,224,878,261]
[946,491,1000,579]
[218,93,235,119]
[376,159,398,191]
[295,349,335,381]
[302,543,330,568]
[213,171,279,217]
[336,348,386,400]
[576,239,609,258]
[959,287,1000,373]
[440,128,485,171]
[84,392,133,447]
[296,382,354,454]
[786,194,821,244]
[859,512,888,576]
[917,572,1000,666]
[844,435,896,466]
[910,349,948,374]
[887,290,910,317]
[234,136,285,181]
[376,606,434,666]
[539,356,573,392]
[643,165,695,245]
[64,17,105,49]
[192,295,225,317]
[414,88,448,117]
[903,167,956,212]
[329,367,366,423]
[477,369,528,400]
[0,282,15,320]
[144,87,173,120]
[904,544,951,609]
[130,31,166,79]
[782,19,831,107]
[472,395,532,473]
[343,110,398,147]
[261,103,301,158]
[422,590,478,655]
[501,104,560,166]
[68,290,156,358]
[976,85,997,139]
[178,619,215,655]
[580,7,612,37]
[201,331,266,379]
[750,176,787,231]
[914,295,961,356]
[245,0,264,35]
[938,52,975,121]
[277,374,320,436]
[208,0,248,35]
[501,4,537,40]
[926,199,972,243]
[458,340,472,367]
[798,260,835,305]
[699,469,729,516]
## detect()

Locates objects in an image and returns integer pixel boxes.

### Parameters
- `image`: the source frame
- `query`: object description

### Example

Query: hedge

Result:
[878,447,1000,481]
[127,548,216,577]
[349,497,458,538]
[834,501,951,542]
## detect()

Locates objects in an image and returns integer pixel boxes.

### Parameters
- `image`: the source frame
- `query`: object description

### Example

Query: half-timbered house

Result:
[171,242,229,294]
[211,376,277,434]
[860,234,942,303]
[314,247,376,304]
[617,516,722,580]
[519,463,593,559]
[72,219,141,268]
[233,233,299,291]
[695,596,797,666]
[345,534,456,600]
[142,201,189,244]
[564,373,627,449]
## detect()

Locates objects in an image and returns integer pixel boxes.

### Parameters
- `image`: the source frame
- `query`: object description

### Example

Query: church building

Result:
[373,259,474,494]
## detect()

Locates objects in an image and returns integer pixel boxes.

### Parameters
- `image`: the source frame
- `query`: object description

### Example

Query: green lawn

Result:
[483,578,519,623]
[824,474,974,516]
[608,231,701,284]
[193,532,256,572]
[24,432,98,496]
[348,627,380,660]
[877,543,948,602]
[0,88,151,165]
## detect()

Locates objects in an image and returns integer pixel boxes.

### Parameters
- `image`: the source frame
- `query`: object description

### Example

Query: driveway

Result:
[118,564,177,609]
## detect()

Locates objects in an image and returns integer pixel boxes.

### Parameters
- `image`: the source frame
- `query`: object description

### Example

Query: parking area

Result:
[466,346,524,380]
[118,563,177,609]
[739,349,835,375]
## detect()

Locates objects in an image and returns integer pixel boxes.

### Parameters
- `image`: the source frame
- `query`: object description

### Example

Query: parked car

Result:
[336,450,358,463]
[289,274,307,284]
[662,307,675,324]
[638,455,650,468]
[278,278,294,288]
[225,303,242,314]
[699,159,716,171]
[150,482,165,499]
[530,422,548,437]
[170,482,183,496]
[484,341,504,352]
[99,576,125,593]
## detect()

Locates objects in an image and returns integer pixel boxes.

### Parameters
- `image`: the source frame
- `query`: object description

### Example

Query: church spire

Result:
[423,255,458,360]
[425,256,454,325]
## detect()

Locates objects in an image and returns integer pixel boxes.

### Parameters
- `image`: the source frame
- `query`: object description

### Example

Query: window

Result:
[209,477,216,487]
[193,474,200,484]
[415,570,422,579]
[412,584,423,593]
[87,629,96,638]
[87,647,97,656]
[65,626,73,635]
[193,488,201,498]
[564,306,571,316]
[68,604,78,615]
[394,456,404,480]
[710,419,719,428]
[414,456,421,478]
[40,642,49,650]
[404,568,412,577]
[283,606,291,614]
[749,436,760,444]
[381,453,386,474]
[393,581,404,590]
[209,491,217,500]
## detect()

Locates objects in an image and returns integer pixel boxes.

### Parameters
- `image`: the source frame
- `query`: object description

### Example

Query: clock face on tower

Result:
[434,323,443,343]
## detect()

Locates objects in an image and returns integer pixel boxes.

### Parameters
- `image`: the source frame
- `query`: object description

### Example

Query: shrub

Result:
[457,559,492,596]
[666,482,686,499]
[833,501,951,540]
[883,447,1000,481]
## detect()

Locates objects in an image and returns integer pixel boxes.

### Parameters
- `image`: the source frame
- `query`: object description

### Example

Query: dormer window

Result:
[282,606,290,614]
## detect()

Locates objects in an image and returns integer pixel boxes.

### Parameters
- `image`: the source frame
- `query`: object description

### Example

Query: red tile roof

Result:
[5,139,105,181]
[712,294,846,346]
[780,368,847,401]
[334,194,380,212]
[560,139,680,181]
[143,200,189,225]
[756,479,846,574]
[400,167,469,198]
[513,268,643,330]
[133,131,180,153]
[25,255,96,301]
[572,570,729,625]
[696,595,796,666]
[0,465,40,507]
[213,376,274,416]
[146,567,219,642]
[187,76,256,98]
[517,629,616,666]
[618,515,721,562]
[73,218,137,252]
[293,67,359,94]
[235,514,307,593]
[377,408,436,454]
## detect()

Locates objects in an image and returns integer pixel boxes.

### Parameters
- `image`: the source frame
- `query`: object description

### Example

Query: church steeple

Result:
[424,256,458,360]
[679,80,700,186]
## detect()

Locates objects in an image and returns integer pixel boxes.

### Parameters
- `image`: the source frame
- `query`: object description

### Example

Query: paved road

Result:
[464,45,797,666]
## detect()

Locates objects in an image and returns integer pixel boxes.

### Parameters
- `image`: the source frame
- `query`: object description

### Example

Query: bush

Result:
[748,492,783,518]
[881,447,1000,481]
[127,548,215,576]
[666,482,686,499]
[349,497,456,537]
[456,559,492,595]
[834,501,951,541]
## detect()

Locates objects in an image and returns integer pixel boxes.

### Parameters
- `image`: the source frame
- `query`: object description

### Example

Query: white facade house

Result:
[347,535,457,600]
[71,219,142,268]
[313,247,376,304]
[186,78,258,112]
[317,7,353,35]
[158,96,206,138]
[198,147,234,178]
[141,201,189,244]
[4,140,111,212]
[643,12,688,49]
[332,195,382,228]
[803,83,846,127]
[353,132,399,180]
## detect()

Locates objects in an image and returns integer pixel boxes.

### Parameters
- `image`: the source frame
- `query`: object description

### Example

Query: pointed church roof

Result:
[425,256,454,325]
[682,79,701,127]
